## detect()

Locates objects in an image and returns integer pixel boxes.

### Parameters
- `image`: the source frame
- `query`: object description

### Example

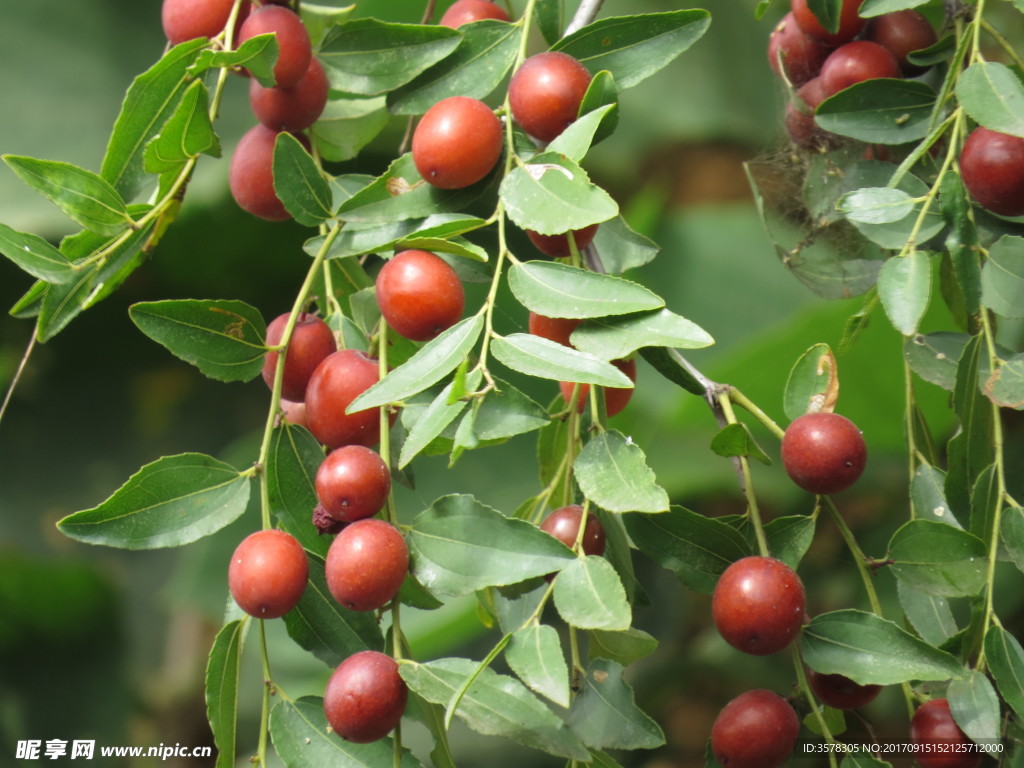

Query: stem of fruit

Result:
[902,348,919,514]
[717,391,769,557]
[0,320,37,431]
[729,387,786,441]
[790,646,839,768]
[256,619,273,768]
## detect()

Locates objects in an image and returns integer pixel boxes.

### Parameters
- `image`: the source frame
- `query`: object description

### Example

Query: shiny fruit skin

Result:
[229,124,290,221]
[262,312,336,402]
[375,250,465,341]
[791,0,865,46]
[238,4,311,87]
[280,399,307,428]
[228,529,308,618]
[910,699,982,768]
[960,127,1024,217]
[781,412,867,494]
[528,312,581,349]
[162,0,235,44]
[526,224,599,258]
[315,445,391,523]
[439,0,510,27]
[807,670,882,709]
[249,57,328,131]
[508,52,592,142]
[711,556,806,655]
[866,10,937,75]
[540,505,606,555]
[768,12,832,86]
[412,96,503,189]
[820,41,900,98]
[324,651,408,743]
[560,357,636,418]
[785,76,833,149]
[325,519,409,611]
[711,689,800,768]
[304,350,387,449]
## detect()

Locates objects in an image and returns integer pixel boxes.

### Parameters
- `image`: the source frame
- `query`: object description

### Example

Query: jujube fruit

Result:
[238,4,312,88]
[304,349,388,449]
[711,555,806,655]
[412,96,503,189]
[249,56,329,131]
[960,126,1024,217]
[711,689,800,768]
[791,0,865,46]
[439,0,510,27]
[324,651,408,743]
[528,312,581,349]
[910,699,982,768]
[560,357,636,418]
[785,76,833,149]
[540,504,606,556]
[325,519,408,611]
[261,312,337,402]
[768,11,832,86]
[807,669,882,709]
[315,445,391,523]
[508,51,592,143]
[526,224,599,258]
[865,10,937,75]
[375,250,465,341]
[780,411,867,494]
[162,0,235,45]
[229,124,291,221]
[820,40,900,98]
[228,529,308,618]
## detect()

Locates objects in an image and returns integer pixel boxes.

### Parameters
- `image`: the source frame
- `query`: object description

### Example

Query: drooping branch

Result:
[564,0,604,36]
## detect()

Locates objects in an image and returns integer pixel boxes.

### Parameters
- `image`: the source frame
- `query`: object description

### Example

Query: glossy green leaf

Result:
[270,696,422,768]
[801,609,963,685]
[143,79,219,174]
[710,423,771,465]
[129,299,266,382]
[803,706,846,738]
[57,453,250,549]
[312,96,389,163]
[500,153,618,235]
[205,619,247,768]
[981,235,1024,319]
[859,0,930,16]
[946,335,996,522]
[948,670,1001,755]
[984,354,1024,410]
[764,515,816,570]
[266,425,330,558]
[575,71,619,148]
[505,624,570,708]
[284,555,384,667]
[300,3,356,48]
[472,381,548,441]
[623,506,751,594]
[984,626,1024,719]
[535,0,563,46]
[408,494,575,597]
[970,464,1000,546]
[273,133,333,226]
[911,463,963,528]
[554,10,711,89]
[315,213,485,261]
[491,334,634,386]
[0,222,75,283]
[348,314,484,412]
[940,171,982,318]
[896,580,957,647]
[400,381,470,468]
[9,280,46,319]
[319,19,461,96]
[101,38,208,200]
[400,658,589,760]
[888,519,986,597]
[904,331,968,390]
[639,347,705,396]
[37,261,99,342]
[878,251,932,336]
[554,556,631,631]
[592,214,659,274]
[571,308,713,360]
[783,343,836,420]
[189,34,279,86]
[588,628,658,666]
[816,79,936,144]
[4,155,132,236]
[839,187,915,224]
[1001,507,1024,574]
[574,430,669,514]
[568,659,665,750]
[844,168,942,250]
[956,62,1024,138]
[546,105,616,163]
[388,20,518,114]
[803,0,843,32]
[508,260,662,319]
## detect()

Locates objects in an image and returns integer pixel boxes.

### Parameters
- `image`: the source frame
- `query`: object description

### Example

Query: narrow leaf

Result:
[984,626,1024,719]
[273,133,333,226]
[491,334,634,386]
[571,308,714,360]
[509,260,663,319]
[505,624,570,708]
[206,619,247,768]
[143,79,219,173]
[575,430,669,513]
[888,519,987,597]
[0,223,76,283]
[956,62,1024,138]
[948,670,1001,755]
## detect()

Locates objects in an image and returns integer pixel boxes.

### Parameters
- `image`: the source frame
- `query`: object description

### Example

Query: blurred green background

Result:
[2,1,1021,767]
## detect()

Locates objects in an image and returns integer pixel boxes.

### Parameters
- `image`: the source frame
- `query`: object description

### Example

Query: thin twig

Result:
[564,0,604,35]
[0,322,37,432]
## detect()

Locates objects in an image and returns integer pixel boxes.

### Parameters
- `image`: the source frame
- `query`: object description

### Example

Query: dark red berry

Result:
[325,519,408,611]
[304,349,389,449]
[238,4,312,87]
[910,699,982,768]
[781,412,867,494]
[865,10,937,75]
[559,357,637,418]
[228,529,308,618]
[791,0,865,46]
[526,224,599,258]
[262,312,336,402]
[249,56,329,131]
[528,312,581,349]
[539,505,606,555]
[807,669,882,709]
[768,11,832,86]
[960,127,1024,218]
[711,689,800,768]
[508,52,592,143]
[412,96,503,189]
[162,0,235,44]
[711,556,806,655]
[229,124,291,221]
[820,41,900,98]
[375,250,465,341]
[315,445,391,523]
[439,0,510,26]
[324,651,408,743]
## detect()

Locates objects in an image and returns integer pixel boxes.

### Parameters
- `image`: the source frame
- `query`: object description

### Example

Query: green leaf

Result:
[839,187,915,224]
[896,580,957,647]
[904,331,968,391]
[948,670,1001,755]
[911,463,963,528]
[143,79,219,174]
[319,19,461,96]
[101,38,208,200]
[815,79,936,144]
[300,3,357,49]
[500,154,618,235]
[4,155,132,236]
[877,251,932,336]
[535,0,564,46]
[315,213,485,261]
[0,222,76,283]
[408,494,576,597]
[190,33,279,84]
[270,696,422,768]
[399,658,589,760]
[284,555,384,667]
[505,624,570,708]
[956,62,1024,138]
[984,354,1024,410]
[388,20,518,115]
[592,214,659,274]
[764,515,816,570]
[129,299,266,382]
[804,706,846,738]
[554,10,711,90]
[1001,507,1024,574]
[801,609,964,685]
[37,262,99,342]
[844,168,943,251]
[571,308,713,360]
[266,425,331,558]
[639,346,705,396]
[984,626,1024,719]
[568,659,665,750]
[273,133,333,226]
[946,335,996,522]
[588,628,658,666]
[400,382,470,468]
[710,423,771,465]
[546,105,617,163]
[804,0,843,33]
[858,0,930,15]
[970,464,1000,547]
[491,334,634,386]
[508,260,663,319]
[783,343,837,420]
[312,96,389,163]
[348,314,484,412]
[57,453,250,549]
[576,71,620,148]
[553,556,631,631]
[981,235,1024,319]
[623,507,752,594]
[940,171,982,319]
[472,382,549,441]
[888,519,987,597]
[574,430,669,514]
[206,619,246,768]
